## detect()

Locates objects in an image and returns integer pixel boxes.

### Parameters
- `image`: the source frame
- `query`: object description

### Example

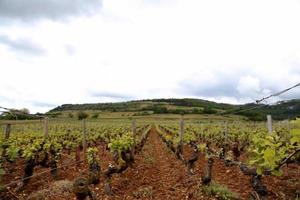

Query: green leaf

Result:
[0,168,5,176]
[263,148,275,164]
[256,167,263,175]
[271,169,283,176]
[290,136,300,145]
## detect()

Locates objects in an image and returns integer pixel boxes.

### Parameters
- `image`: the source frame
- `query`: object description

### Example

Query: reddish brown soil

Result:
[193,153,300,200]
[194,155,253,199]
[92,127,200,199]
[263,164,300,199]
[1,127,299,200]
[1,144,113,200]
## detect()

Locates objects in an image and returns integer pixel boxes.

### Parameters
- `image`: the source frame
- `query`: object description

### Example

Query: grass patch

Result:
[143,144,155,165]
[196,181,239,200]
[166,146,173,154]
[144,154,155,165]
[133,186,153,199]
[28,180,73,200]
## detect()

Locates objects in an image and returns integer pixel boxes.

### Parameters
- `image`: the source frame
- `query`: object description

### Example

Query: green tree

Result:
[68,113,74,118]
[77,111,89,120]
[203,107,217,114]
[92,113,99,119]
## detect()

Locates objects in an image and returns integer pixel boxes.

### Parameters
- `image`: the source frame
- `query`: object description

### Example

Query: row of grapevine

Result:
[156,118,300,199]
[0,119,151,198]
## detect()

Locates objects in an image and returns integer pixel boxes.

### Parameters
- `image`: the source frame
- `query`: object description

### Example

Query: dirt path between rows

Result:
[97,127,200,200]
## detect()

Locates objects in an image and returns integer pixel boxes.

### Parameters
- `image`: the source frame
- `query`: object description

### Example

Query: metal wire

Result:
[224,82,300,114]
[255,82,300,104]
[1,159,84,188]
[0,106,45,119]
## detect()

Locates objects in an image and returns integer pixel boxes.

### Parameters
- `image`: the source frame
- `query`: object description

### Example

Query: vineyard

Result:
[1,0,300,199]
[0,117,299,200]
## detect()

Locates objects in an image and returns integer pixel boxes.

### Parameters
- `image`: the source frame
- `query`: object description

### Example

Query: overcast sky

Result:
[0,0,300,113]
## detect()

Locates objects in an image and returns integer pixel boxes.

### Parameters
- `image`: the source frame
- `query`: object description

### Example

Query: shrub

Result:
[68,113,74,118]
[91,113,99,119]
[77,111,89,120]
[199,182,239,200]
[203,107,218,114]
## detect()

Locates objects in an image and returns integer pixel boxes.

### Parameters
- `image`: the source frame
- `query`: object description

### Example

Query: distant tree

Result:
[238,111,265,121]
[20,108,30,114]
[0,108,38,120]
[153,106,168,114]
[77,111,89,120]
[46,112,61,118]
[92,113,99,119]
[192,108,203,114]
[133,111,150,116]
[203,107,217,114]
[0,112,15,120]
[170,109,187,115]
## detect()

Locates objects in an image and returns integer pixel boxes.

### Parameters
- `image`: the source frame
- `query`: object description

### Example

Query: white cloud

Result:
[0,0,300,113]
[237,76,261,96]
[0,0,102,21]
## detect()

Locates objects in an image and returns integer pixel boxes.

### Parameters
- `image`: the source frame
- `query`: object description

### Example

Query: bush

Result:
[169,109,187,115]
[199,182,239,200]
[77,111,89,120]
[203,107,217,114]
[153,106,168,114]
[192,108,203,114]
[238,111,265,121]
[91,113,99,119]
[0,113,39,120]
[133,111,151,116]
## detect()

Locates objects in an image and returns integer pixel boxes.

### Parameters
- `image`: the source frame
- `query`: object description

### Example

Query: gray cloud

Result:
[177,70,242,98]
[0,0,102,22]
[179,78,238,97]
[177,69,300,103]
[0,35,45,55]
[31,101,57,108]
[90,91,134,99]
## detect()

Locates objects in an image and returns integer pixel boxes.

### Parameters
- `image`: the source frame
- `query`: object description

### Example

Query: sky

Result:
[0,0,300,113]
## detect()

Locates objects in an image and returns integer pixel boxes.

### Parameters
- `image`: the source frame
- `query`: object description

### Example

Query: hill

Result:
[48,98,300,121]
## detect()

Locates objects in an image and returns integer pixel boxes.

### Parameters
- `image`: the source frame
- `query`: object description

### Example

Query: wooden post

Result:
[66,129,71,155]
[44,117,49,137]
[35,123,38,133]
[285,119,291,141]
[75,146,81,167]
[82,119,87,158]
[200,123,203,137]
[132,119,136,152]
[286,119,291,132]
[132,119,136,139]
[1,124,11,159]
[224,121,228,143]
[267,115,272,133]
[1,124,10,183]
[4,124,11,139]
[179,115,184,153]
